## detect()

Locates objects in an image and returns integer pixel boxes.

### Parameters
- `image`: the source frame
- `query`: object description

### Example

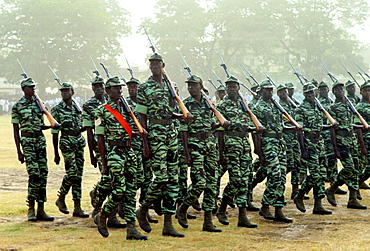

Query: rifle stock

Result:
[201,91,230,127]
[238,91,264,131]
[120,97,147,135]
[34,93,60,128]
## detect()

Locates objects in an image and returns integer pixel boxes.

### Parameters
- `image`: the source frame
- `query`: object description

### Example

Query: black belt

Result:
[262,132,282,139]
[149,118,173,125]
[226,131,248,138]
[21,131,43,138]
[189,132,212,140]
[108,140,131,148]
[336,129,351,137]
[304,131,321,139]
[61,130,81,136]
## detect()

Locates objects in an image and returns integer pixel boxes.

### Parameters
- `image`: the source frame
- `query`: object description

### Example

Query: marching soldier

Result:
[215,85,226,104]
[52,83,88,218]
[286,82,301,106]
[12,78,54,221]
[346,80,360,105]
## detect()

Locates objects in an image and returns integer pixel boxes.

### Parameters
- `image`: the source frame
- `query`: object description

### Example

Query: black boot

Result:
[237,207,257,228]
[334,186,347,195]
[176,203,189,228]
[36,202,54,221]
[107,211,127,228]
[147,212,158,223]
[313,198,332,215]
[162,214,185,237]
[202,210,222,232]
[247,193,259,212]
[153,198,163,216]
[89,185,98,207]
[55,193,69,214]
[274,207,293,223]
[357,189,363,200]
[126,221,148,240]
[192,199,202,211]
[360,182,370,189]
[136,204,152,233]
[291,184,299,200]
[325,182,339,206]
[293,189,306,213]
[73,200,89,218]
[347,188,367,209]
[216,200,229,225]
[259,204,274,220]
[94,211,109,237]
[27,200,37,222]
[187,212,197,219]
[91,200,102,219]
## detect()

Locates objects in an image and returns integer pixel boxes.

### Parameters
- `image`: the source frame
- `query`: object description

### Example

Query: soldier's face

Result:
[304,90,315,103]
[277,89,288,100]
[346,85,356,95]
[106,86,122,101]
[187,82,202,96]
[261,88,273,100]
[60,88,73,100]
[361,86,370,100]
[333,85,345,98]
[218,90,226,100]
[127,83,138,97]
[288,88,294,97]
[92,83,104,95]
[149,59,164,75]
[318,86,329,97]
[23,85,35,96]
[226,82,239,98]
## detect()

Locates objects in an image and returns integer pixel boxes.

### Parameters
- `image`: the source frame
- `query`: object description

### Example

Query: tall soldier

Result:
[52,83,88,218]
[325,81,367,209]
[83,77,125,228]
[215,76,258,228]
[94,76,147,240]
[12,78,54,221]
[346,80,361,105]
[293,83,332,215]
[176,75,223,232]
[252,80,293,223]
[135,53,189,237]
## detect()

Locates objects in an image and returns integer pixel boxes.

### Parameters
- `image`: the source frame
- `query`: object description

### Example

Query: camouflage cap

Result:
[310,79,319,87]
[256,86,261,92]
[277,84,287,92]
[185,75,203,85]
[59,82,73,90]
[225,76,239,85]
[105,76,124,88]
[303,83,317,93]
[148,53,163,61]
[21,78,36,88]
[91,76,104,85]
[360,80,370,91]
[260,80,274,89]
[345,80,355,88]
[251,83,259,90]
[216,85,226,91]
[126,77,141,85]
[318,81,328,88]
[285,82,295,89]
[332,81,344,91]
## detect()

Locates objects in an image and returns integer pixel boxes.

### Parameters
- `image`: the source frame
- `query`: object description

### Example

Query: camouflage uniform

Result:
[12,96,48,202]
[51,91,86,201]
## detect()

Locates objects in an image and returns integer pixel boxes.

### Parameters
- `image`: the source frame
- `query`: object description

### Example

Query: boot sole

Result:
[324,190,337,207]
[107,223,127,228]
[313,210,332,215]
[259,212,275,220]
[293,199,306,213]
[126,236,148,240]
[202,228,222,232]
[98,227,109,238]
[28,217,37,222]
[247,207,260,212]
[237,223,258,228]
[273,218,293,223]
[73,213,89,218]
[347,205,367,210]
[162,233,185,238]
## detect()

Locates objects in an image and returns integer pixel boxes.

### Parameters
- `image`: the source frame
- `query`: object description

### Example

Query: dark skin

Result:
[287,88,295,99]
[216,90,226,101]
[277,88,288,104]
[85,83,105,167]
[346,85,356,97]
[127,82,139,103]
[318,86,330,99]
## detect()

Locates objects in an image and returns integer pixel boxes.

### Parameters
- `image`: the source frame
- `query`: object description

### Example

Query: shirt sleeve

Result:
[11,104,20,124]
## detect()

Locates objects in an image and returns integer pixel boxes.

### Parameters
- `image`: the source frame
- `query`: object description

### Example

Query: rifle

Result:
[208,66,223,85]
[124,55,134,78]
[114,65,127,84]
[351,61,369,81]
[338,59,360,88]
[100,63,147,135]
[321,60,369,129]
[89,56,100,77]
[144,28,192,119]
[258,65,298,108]
[288,60,337,125]
[216,52,265,131]
[82,68,92,79]
[16,60,60,127]
[199,69,218,90]
[47,65,82,113]
[178,50,230,127]
[240,63,259,85]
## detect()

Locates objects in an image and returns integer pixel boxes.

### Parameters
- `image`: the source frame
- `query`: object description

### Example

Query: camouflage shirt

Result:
[329,100,354,133]
[318,96,334,110]
[82,95,109,128]
[347,94,360,106]
[248,97,259,109]
[126,96,142,148]
[11,96,45,132]
[295,100,324,134]
[252,98,283,134]
[51,100,83,134]
[279,99,296,127]
[355,99,370,139]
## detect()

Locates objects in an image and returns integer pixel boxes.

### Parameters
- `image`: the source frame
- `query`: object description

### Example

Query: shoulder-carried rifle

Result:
[82,68,92,79]
[124,55,134,78]
[114,66,127,84]
[100,63,146,135]
[338,59,360,88]
[351,61,369,81]
[89,56,100,77]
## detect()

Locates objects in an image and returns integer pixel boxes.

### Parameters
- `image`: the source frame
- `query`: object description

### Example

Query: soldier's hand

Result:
[54,154,60,165]
[183,113,194,123]
[17,151,24,164]
[259,155,266,166]
[185,154,192,165]
[90,155,97,168]
[102,165,109,175]
[334,150,342,160]
[143,144,151,158]
[361,147,368,156]
[301,150,309,160]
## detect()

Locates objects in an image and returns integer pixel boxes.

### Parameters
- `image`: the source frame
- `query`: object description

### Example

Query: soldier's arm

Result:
[139,113,150,158]
[180,131,191,165]
[355,128,368,155]
[52,133,60,165]
[12,123,24,164]
[97,134,108,175]
[86,127,97,167]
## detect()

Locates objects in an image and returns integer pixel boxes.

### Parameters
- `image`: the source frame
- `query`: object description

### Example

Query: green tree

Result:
[0,0,130,97]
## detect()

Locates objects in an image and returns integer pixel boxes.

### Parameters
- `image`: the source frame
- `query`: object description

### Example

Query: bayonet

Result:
[124,55,134,78]
[178,50,191,76]
[338,59,360,87]
[351,61,370,80]
[100,63,111,79]
[144,27,156,53]
[208,66,223,85]
[17,59,28,79]
[82,68,92,79]
[90,56,100,77]
[47,65,62,85]
[216,49,230,78]
[200,68,217,90]
[114,65,127,84]
[239,63,259,85]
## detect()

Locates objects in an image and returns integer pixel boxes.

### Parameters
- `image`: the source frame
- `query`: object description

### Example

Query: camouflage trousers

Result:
[283,132,301,186]
[322,131,338,183]
[182,136,218,211]
[221,135,252,208]
[177,139,189,203]
[300,137,326,199]
[358,135,370,183]
[21,135,48,202]
[58,135,86,201]
[141,128,179,215]
[260,137,287,207]
[335,134,360,190]
[138,157,153,204]
[102,146,137,222]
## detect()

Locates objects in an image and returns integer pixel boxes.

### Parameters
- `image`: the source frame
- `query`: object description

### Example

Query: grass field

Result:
[1,115,370,250]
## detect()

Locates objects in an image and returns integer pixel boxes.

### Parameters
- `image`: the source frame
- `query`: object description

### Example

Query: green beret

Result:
[21,78,36,88]
[251,83,259,90]
[185,75,203,85]
[303,83,317,93]
[345,80,355,87]
[126,77,141,85]
[260,80,274,89]
[285,82,295,89]
[310,79,318,86]
[91,76,104,85]
[216,85,226,91]
[332,81,344,91]
[277,84,287,92]
[318,81,328,88]
[225,76,239,85]
[59,82,73,90]
[148,53,163,61]
[360,80,370,90]
[105,76,124,88]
